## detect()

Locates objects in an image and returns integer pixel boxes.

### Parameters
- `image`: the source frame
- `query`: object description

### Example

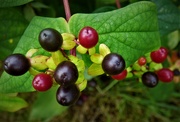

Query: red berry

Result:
[111,70,127,80]
[138,56,147,66]
[32,73,53,91]
[150,47,168,63]
[78,26,98,48]
[156,68,174,82]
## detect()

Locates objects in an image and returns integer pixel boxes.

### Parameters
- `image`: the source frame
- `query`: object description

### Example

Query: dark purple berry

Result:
[142,71,158,88]
[39,28,63,52]
[173,68,180,76]
[56,84,80,106]
[53,61,78,86]
[102,53,125,75]
[4,53,30,76]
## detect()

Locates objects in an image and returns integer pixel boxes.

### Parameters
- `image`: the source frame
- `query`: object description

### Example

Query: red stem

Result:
[63,0,71,21]
[116,0,121,9]
[63,0,77,56]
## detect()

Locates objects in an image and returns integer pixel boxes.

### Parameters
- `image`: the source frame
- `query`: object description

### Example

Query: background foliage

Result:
[0,0,180,122]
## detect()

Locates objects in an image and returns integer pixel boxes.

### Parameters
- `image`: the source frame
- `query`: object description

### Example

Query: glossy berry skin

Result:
[111,70,127,80]
[150,47,168,63]
[102,53,125,75]
[39,28,63,52]
[56,84,80,106]
[4,53,30,76]
[32,73,53,91]
[78,26,98,48]
[156,68,174,82]
[142,71,158,88]
[138,56,146,66]
[53,61,78,86]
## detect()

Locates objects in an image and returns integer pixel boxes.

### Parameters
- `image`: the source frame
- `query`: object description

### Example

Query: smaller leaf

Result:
[77,45,87,54]
[26,49,38,58]
[76,72,85,84]
[45,57,56,70]
[0,93,28,112]
[77,79,87,91]
[88,47,96,55]
[167,30,179,49]
[88,63,104,76]
[29,67,42,76]
[99,44,110,57]
[90,54,104,64]
[62,40,76,50]
[30,55,49,70]
[51,50,66,66]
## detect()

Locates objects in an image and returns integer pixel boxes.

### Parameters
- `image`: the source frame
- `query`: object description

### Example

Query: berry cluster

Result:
[3,26,175,106]
[127,47,174,88]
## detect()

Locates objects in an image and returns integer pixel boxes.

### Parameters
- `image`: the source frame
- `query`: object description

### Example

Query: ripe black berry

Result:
[4,53,30,76]
[78,26,98,48]
[53,61,78,86]
[142,71,158,88]
[39,28,63,52]
[56,84,80,106]
[102,53,125,75]
[173,68,180,76]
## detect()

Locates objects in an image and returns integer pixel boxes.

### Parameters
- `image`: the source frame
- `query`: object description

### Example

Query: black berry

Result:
[4,53,30,76]
[142,71,158,88]
[173,68,180,76]
[53,61,78,86]
[39,28,63,52]
[102,53,125,75]
[56,84,80,106]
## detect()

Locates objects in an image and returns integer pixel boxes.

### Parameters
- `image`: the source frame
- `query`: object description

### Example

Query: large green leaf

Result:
[0,8,28,60]
[69,1,161,68]
[0,16,69,93]
[151,0,180,36]
[0,93,28,112]
[29,86,67,122]
[0,0,33,7]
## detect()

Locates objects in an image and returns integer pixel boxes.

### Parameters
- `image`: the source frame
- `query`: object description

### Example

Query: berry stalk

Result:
[116,0,121,8]
[63,0,71,21]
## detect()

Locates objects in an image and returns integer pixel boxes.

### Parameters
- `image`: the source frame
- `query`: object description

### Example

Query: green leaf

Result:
[151,0,180,36]
[69,1,160,68]
[0,0,33,7]
[0,8,28,60]
[29,86,67,122]
[0,93,28,112]
[0,16,69,93]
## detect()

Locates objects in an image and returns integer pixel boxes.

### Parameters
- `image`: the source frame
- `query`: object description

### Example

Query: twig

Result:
[116,0,121,9]
[63,0,71,21]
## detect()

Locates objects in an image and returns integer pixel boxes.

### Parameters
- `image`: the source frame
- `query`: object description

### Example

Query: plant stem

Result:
[102,80,118,94]
[63,0,71,21]
[115,0,121,9]
[63,0,77,56]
